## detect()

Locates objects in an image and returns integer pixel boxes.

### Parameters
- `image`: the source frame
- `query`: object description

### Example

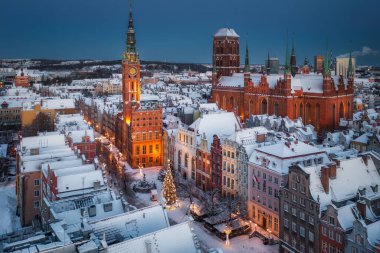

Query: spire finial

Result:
[290,32,297,77]
[323,38,331,77]
[244,41,250,73]
[348,50,353,77]
[126,0,136,53]
[285,30,290,75]
[266,51,271,75]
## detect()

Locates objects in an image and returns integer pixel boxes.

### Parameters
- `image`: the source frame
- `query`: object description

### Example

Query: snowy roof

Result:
[199,103,218,111]
[57,169,104,195]
[367,220,380,247]
[52,198,125,226]
[302,156,380,210]
[250,141,328,175]
[189,111,241,150]
[90,205,170,245]
[20,134,66,151]
[217,73,347,93]
[105,222,199,253]
[336,203,356,231]
[41,98,75,110]
[140,94,160,102]
[254,141,323,159]
[228,126,268,146]
[214,28,239,38]
[67,129,95,143]
[42,159,83,178]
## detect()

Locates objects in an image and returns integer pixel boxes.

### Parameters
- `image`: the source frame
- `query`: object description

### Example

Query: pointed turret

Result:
[126,0,136,54]
[244,43,250,73]
[284,32,290,76]
[323,46,331,77]
[244,43,251,88]
[290,36,297,77]
[348,51,354,77]
[266,52,271,75]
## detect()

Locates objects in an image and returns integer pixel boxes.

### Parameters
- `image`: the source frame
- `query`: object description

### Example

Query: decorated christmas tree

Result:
[162,162,177,206]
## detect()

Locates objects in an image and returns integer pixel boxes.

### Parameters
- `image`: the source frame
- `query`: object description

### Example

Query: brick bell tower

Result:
[122,0,141,125]
[213,28,240,77]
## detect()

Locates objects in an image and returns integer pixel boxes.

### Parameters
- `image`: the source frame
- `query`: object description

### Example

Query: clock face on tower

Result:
[129,67,137,77]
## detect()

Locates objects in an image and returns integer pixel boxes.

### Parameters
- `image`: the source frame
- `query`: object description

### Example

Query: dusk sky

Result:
[1,0,379,66]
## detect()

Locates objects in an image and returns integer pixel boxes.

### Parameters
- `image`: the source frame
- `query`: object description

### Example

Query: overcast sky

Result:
[0,0,379,66]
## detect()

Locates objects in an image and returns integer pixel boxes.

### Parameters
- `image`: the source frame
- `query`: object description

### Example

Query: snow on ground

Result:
[0,180,21,234]
[128,167,279,253]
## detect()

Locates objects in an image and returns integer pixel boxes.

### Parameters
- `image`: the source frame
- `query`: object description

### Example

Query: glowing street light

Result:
[224,225,232,246]
[138,163,143,176]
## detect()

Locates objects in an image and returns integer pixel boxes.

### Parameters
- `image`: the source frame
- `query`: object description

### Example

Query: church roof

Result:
[216,73,348,94]
[214,28,239,38]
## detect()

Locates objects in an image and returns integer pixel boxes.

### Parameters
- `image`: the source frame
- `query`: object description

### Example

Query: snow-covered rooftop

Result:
[303,156,380,210]
[214,28,239,38]
[105,222,199,253]
[90,205,170,245]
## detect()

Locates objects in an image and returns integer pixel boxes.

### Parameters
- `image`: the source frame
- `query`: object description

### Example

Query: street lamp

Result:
[139,163,143,176]
[267,229,272,239]
[224,225,232,246]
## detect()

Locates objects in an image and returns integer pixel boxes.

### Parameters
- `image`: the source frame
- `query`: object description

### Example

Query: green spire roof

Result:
[285,33,290,74]
[348,51,353,77]
[126,0,136,53]
[244,43,250,73]
[323,44,331,76]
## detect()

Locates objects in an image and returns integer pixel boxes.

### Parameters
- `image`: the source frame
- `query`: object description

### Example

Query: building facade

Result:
[115,4,163,169]
[279,165,321,253]
[211,30,355,132]
[249,141,329,237]
[213,28,240,77]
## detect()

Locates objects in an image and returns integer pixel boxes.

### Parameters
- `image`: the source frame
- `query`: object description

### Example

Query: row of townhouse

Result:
[76,96,120,139]
[279,155,380,253]
[171,107,332,237]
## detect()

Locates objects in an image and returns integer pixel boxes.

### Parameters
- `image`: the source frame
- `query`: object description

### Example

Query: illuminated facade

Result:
[211,29,355,132]
[116,2,163,169]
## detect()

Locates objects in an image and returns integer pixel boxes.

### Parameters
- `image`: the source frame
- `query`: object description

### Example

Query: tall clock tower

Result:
[117,0,164,169]
[122,0,141,125]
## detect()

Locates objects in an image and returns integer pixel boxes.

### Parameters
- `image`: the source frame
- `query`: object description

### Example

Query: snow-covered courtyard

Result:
[126,166,279,253]
[0,180,21,235]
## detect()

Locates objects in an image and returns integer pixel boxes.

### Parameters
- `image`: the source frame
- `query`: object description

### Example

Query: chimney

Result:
[356,200,366,219]
[320,166,330,193]
[362,155,369,166]
[256,133,266,143]
[329,162,337,179]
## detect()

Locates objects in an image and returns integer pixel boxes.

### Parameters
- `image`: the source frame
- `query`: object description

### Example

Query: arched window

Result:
[215,94,219,106]
[249,100,253,116]
[300,103,304,119]
[274,102,279,116]
[229,96,234,110]
[191,157,196,180]
[184,153,188,168]
[177,150,182,171]
[333,104,336,127]
[261,99,268,114]
[306,103,311,123]
[316,104,320,127]
[347,102,351,119]
[294,104,297,119]
[223,96,226,109]
[339,102,344,119]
